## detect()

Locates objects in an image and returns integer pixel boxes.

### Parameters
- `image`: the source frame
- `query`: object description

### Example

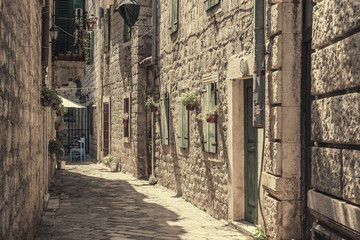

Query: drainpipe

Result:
[253,0,265,128]
[254,0,267,235]
[149,0,158,184]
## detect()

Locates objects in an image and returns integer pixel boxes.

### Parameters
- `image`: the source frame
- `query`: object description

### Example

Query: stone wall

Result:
[155,0,254,220]
[0,0,54,239]
[263,0,303,239]
[84,0,153,176]
[309,0,360,237]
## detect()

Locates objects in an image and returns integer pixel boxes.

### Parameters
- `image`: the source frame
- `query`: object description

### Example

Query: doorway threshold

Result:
[229,220,256,237]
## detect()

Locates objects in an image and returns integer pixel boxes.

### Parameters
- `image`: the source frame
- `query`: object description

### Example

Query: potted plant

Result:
[145,98,160,112]
[65,51,72,60]
[119,112,129,124]
[104,155,118,172]
[196,105,220,123]
[55,121,63,131]
[48,140,65,170]
[87,14,97,31]
[176,91,198,111]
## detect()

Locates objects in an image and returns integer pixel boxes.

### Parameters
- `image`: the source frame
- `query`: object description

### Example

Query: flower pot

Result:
[87,22,96,31]
[58,160,66,170]
[123,119,128,125]
[65,54,72,60]
[55,124,61,131]
[151,106,158,112]
[206,114,217,123]
[58,53,66,60]
[109,162,118,172]
[186,105,196,111]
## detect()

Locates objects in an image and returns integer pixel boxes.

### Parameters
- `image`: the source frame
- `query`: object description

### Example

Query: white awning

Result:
[59,96,86,109]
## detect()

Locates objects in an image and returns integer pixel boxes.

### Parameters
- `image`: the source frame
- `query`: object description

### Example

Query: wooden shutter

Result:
[202,83,217,153]
[123,22,131,42]
[169,0,179,34]
[160,93,169,145]
[104,9,110,52]
[178,89,189,148]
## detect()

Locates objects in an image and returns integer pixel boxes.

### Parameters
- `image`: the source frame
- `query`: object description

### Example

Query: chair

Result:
[70,137,86,162]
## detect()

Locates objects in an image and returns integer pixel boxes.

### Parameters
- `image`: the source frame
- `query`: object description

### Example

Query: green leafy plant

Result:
[41,87,62,108]
[56,105,65,116]
[48,140,65,158]
[176,91,198,107]
[253,225,267,240]
[182,194,189,202]
[145,98,159,108]
[87,14,98,23]
[196,105,219,121]
[119,112,129,120]
[104,155,117,166]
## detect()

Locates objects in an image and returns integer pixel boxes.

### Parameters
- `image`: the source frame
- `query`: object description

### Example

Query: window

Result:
[169,0,179,34]
[86,31,94,65]
[178,89,189,148]
[123,22,131,42]
[201,82,217,153]
[205,0,220,10]
[124,98,130,138]
[160,93,169,145]
[104,9,110,52]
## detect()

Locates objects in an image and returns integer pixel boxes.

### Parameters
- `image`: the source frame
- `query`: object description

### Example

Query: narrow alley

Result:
[35,159,250,240]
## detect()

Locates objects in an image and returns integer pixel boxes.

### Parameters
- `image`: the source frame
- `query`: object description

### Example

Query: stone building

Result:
[0,0,57,239]
[85,0,360,239]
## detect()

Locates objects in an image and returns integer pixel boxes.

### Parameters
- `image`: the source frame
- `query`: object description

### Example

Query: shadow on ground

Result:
[50,162,186,240]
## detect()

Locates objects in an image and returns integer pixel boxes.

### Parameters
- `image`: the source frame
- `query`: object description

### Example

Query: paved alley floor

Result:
[35,160,251,240]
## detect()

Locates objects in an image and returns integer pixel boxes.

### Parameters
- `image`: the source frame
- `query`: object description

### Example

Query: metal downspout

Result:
[254,0,267,234]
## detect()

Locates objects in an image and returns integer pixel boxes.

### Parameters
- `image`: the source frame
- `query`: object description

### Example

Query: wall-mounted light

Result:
[49,25,59,42]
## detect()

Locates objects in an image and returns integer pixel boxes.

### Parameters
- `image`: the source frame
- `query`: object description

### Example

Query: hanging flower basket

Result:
[186,105,196,111]
[151,106,158,112]
[206,114,217,123]
[87,21,96,31]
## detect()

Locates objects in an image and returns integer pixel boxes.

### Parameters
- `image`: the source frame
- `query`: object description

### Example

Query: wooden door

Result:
[103,103,109,157]
[244,79,258,223]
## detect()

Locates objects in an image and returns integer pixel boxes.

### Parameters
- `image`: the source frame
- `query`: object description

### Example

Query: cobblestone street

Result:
[35,160,250,240]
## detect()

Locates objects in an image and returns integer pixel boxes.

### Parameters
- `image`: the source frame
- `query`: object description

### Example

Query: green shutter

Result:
[206,0,220,10]
[202,83,217,153]
[178,89,189,148]
[161,93,169,145]
[123,22,131,42]
[104,9,110,52]
[73,0,83,9]
[89,102,94,135]
[87,32,94,65]
[169,0,179,34]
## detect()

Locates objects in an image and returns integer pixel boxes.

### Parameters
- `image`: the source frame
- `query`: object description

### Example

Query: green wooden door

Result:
[244,79,258,223]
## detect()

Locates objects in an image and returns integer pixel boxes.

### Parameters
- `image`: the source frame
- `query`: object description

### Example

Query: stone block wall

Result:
[85,0,152,176]
[155,0,254,220]
[309,0,360,237]
[0,0,54,239]
[263,0,303,239]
